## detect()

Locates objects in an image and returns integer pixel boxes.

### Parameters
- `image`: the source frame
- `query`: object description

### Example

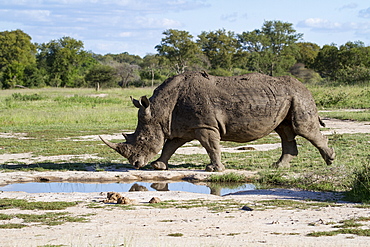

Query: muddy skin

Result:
[101,71,335,171]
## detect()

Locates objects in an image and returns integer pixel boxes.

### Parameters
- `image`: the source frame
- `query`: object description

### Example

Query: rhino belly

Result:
[221,119,278,142]
[218,101,290,142]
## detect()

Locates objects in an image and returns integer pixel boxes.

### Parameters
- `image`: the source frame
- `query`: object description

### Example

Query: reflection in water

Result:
[129,183,148,192]
[0,181,255,196]
[150,183,169,191]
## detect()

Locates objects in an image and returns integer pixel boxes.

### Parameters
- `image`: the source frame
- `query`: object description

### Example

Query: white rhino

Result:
[100,71,335,172]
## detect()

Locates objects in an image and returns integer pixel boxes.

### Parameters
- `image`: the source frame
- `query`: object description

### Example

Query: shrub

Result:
[346,159,370,203]
[11,92,45,101]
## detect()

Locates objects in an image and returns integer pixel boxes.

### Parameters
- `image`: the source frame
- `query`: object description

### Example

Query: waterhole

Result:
[0,181,256,196]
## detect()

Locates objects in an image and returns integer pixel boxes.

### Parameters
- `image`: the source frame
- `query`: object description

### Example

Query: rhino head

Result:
[99,96,165,169]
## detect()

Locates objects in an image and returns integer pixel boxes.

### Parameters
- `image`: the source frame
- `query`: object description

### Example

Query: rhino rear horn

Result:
[122,133,135,143]
[99,136,118,151]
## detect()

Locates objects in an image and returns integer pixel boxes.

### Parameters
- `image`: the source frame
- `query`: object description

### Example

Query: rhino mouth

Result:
[130,157,147,169]
[132,161,142,169]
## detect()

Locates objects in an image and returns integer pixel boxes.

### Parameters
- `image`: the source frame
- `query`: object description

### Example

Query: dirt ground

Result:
[0,118,369,247]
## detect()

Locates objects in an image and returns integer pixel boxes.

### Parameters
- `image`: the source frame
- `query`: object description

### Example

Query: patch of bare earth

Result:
[0,118,369,246]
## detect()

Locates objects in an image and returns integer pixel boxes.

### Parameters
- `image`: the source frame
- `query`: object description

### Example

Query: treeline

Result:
[1,20,370,89]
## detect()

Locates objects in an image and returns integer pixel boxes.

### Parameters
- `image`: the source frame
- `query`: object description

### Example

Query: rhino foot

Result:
[205,163,225,172]
[150,161,168,170]
[322,148,335,166]
[271,161,291,169]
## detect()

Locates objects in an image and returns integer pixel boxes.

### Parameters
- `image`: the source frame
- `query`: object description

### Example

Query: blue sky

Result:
[1,0,369,57]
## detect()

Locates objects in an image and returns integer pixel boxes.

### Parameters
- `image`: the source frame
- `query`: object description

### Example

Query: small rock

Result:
[241,205,253,211]
[149,197,161,203]
[237,146,256,151]
[103,192,122,203]
[117,197,133,204]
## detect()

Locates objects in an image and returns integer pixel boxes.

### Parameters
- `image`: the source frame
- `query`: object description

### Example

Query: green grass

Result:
[307,216,370,237]
[0,87,153,133]
[0,87,369,202]
[0,198,89,229]
[14,212,89,226]
[320,109,370,121]
[0,223,27,229]
[207,172,247,183]
[308,84,370,109]
[346,161,370,203]
[0,212,89,228]
[0,198,77,210]
[167,233,183,237]
[253,199,343,211]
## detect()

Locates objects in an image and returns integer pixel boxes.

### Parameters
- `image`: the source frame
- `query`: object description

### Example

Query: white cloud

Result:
[359,7,370,18]
[221,12,238,23]
[134,17,182,29]
[339,3,358,10]
[118,32,134,38]
[299,18,341,30]
[297,18,370,33]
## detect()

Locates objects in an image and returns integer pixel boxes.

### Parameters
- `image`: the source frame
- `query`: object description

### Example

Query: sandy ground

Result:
[0,118,369,247]
[0,189,369,247]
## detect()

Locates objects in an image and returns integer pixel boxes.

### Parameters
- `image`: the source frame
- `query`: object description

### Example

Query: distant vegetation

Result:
[1,20,370,89]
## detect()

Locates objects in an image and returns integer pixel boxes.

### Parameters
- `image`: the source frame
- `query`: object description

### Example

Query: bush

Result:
[316,91,349,108]
[346,159,370,203]
[11,93,45,101]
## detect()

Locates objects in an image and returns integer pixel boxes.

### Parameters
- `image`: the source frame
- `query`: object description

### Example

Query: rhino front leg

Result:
[195,128,225,172]
[150,138,189,170]
[273,124,298,168]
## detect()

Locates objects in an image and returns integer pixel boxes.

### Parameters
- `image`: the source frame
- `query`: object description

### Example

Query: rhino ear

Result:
[131,96,141,108]
[139,96,150,108]
[131,96,150,109]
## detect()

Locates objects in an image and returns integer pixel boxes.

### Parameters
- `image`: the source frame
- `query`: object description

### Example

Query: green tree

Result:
[0,29,37,88]
[140,54,163,86]
[85,64,117,90]
[337,41,370,83]
[155,29,201,74]
[113,62,140,88]
[197,29,239,72]
[238,20,303,76]
[109,52,142,64]
[313,44,340,80]
[314,41,370,83]
[296,42,320,68]
[37,37,96,87]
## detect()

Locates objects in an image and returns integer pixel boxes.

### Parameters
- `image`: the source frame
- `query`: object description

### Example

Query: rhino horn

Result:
[122,133,135,143]
[99,136,119,151]
[122,133,128,139]
[99,136,131,158]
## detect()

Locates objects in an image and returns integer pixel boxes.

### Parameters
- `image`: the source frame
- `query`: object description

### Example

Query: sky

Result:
[1,0,370,57]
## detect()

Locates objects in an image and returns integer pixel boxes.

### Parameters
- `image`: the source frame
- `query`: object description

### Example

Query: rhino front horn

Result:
[99,136,118,151]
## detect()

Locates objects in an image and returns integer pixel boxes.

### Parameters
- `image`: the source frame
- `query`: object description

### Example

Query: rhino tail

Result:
[318,117,326,127]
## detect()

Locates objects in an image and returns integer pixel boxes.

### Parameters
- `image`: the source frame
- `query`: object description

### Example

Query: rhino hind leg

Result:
[150,138,189,170]
[195,128,225,172]
[299,130,335,166]
[273,124,298,168]
[290,97,335,165]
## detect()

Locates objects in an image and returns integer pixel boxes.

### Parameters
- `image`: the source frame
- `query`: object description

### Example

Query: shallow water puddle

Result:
[0,181,256,196]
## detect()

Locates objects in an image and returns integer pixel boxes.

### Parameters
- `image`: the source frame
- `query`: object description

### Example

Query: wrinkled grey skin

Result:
[100,71,335,172]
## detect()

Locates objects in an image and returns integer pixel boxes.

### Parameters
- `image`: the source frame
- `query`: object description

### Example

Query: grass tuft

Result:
[208,172,246,183]
[346,159,370,203]
[0,198,77,210]
[167,233,183,237]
